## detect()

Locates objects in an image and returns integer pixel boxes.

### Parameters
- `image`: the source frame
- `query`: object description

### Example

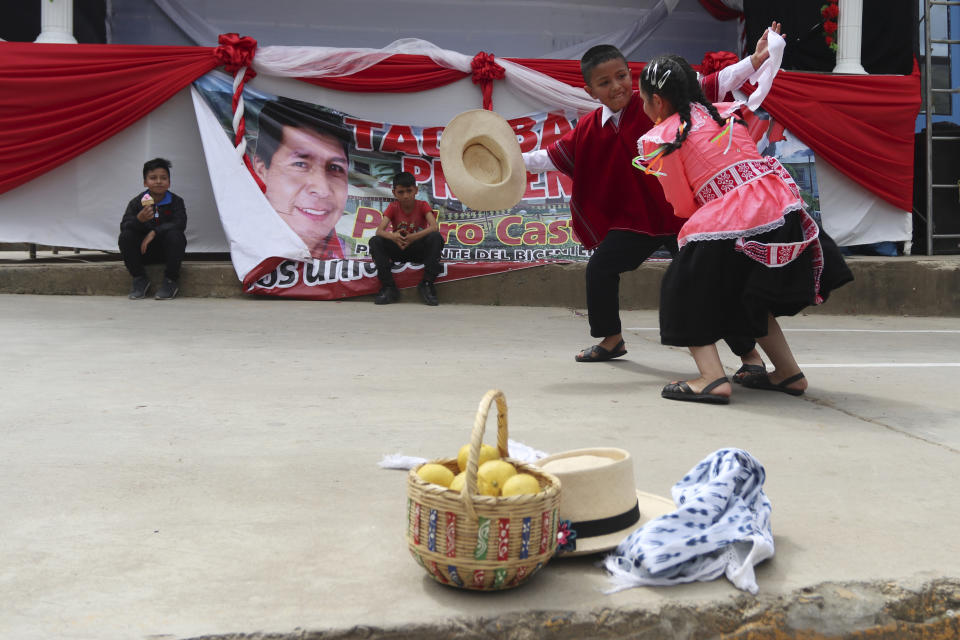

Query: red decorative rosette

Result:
[214,33,258,78]
[471,51,505,83]
[471,51,506,110]
[700,51,740,76]
[821,1,839,52]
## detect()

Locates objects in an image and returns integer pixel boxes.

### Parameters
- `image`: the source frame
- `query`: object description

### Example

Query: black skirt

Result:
[659,211,853,347]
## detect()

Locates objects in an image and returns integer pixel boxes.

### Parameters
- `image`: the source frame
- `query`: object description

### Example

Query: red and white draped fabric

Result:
[760,62,921,212]
[0,34,920,297]
[253,38,600,114]
[0,37,918,210]
[0,43,219,195]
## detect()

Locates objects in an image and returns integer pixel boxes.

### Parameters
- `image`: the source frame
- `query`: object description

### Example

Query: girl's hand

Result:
[751,21,784,70]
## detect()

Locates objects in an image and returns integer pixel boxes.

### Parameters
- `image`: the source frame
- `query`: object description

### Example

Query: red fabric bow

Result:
[700,51,740,76]
[471,51,505,110]
[214,33,264,191]
[214,33,258,78]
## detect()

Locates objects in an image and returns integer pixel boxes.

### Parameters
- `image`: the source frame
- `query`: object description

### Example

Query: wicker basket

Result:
[406,389,561,590]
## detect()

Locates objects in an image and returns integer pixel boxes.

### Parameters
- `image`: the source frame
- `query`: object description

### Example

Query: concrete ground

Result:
[1,294,958,640]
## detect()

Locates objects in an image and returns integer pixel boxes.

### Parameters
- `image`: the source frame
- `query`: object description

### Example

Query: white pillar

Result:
[34,0,78,44]
[832,0,867,74]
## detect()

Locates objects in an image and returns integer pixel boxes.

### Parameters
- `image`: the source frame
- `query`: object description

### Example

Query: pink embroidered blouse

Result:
[638,103,804,248]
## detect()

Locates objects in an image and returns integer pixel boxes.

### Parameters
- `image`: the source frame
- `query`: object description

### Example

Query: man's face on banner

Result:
[254,125,349,257]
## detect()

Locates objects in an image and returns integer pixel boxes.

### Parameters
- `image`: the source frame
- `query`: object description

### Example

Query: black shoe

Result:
[155,277,179,300]
[417,280,438,306]
[374,285,399,305]
[128,276,151,299]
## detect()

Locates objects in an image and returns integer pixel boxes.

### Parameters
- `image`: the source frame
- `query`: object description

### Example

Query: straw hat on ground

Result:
[534,448,674,557]
[439,109,526,212]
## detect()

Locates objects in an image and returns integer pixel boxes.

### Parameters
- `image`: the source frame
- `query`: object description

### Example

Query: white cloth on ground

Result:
[378,439,549,470]
[603,448,774,594]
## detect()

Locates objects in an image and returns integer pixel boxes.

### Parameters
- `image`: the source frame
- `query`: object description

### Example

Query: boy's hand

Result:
[136,204,155,223]
[395,231,409,249]
[751,21,784,70]
[140,230,156,254]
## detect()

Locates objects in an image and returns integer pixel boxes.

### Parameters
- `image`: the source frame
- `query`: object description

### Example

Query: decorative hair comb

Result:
[645,62,672,90]
[656,69,671,89]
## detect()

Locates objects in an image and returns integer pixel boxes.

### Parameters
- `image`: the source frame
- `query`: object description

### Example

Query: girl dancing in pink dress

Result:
[635,55,852,404]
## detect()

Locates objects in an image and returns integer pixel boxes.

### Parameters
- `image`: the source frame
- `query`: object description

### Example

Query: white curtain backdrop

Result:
[538,0,679,60]
[816,158,912,246]
[151,0,223,47]
[108,0,737,63]
[154,0,683,60]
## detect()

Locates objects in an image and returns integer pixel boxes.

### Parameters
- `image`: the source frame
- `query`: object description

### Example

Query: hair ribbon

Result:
[632,145,668,177]
[709,117,735,154]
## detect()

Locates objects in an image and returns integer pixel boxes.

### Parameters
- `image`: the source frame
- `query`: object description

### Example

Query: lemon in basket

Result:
[477,460,517,495]
[449,471,498,496]
[457,443,500,472]
[476,476,498,496]
[417,463,455,488]
[501,473,541,497]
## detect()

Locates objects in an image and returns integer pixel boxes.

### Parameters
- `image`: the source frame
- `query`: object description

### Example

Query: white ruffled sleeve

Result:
[522,149,556,173]
[745,31,785,111]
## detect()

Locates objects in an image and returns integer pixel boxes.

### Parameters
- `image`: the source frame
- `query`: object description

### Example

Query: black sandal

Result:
[575,339,627,362]
[741,371,806,396]
[732,363,766,384]
[661,377,731,405]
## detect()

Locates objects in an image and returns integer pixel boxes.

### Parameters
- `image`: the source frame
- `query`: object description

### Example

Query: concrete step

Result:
[1,250,959,316]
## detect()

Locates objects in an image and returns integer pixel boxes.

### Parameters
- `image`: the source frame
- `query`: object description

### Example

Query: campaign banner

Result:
[191,72,588,300]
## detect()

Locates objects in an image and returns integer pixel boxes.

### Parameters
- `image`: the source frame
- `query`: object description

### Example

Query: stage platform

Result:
[0,247,959,316]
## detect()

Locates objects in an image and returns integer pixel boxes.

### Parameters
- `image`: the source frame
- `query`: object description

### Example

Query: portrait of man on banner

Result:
[191,71,592,299]
[251,97,353,260]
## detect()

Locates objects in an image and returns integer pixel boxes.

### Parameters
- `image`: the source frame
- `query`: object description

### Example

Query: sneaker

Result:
[155,277,179,300]
[417,280,439,306]
[128,276,151,300]
[374,285,399,305]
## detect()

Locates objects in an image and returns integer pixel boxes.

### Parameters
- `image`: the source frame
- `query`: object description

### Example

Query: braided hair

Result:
[640,54,743,157]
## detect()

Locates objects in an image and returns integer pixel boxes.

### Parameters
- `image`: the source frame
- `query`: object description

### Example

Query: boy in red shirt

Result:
[369,171,445,305]
[522,26,781,373]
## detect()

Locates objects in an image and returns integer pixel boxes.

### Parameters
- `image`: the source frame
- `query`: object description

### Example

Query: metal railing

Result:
[922,0,960,254]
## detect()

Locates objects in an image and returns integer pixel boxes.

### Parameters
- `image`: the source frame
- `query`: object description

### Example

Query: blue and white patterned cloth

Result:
[604,448,774,594]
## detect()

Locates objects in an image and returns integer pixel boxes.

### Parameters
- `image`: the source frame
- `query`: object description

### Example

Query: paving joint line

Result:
[808,396,960,455]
